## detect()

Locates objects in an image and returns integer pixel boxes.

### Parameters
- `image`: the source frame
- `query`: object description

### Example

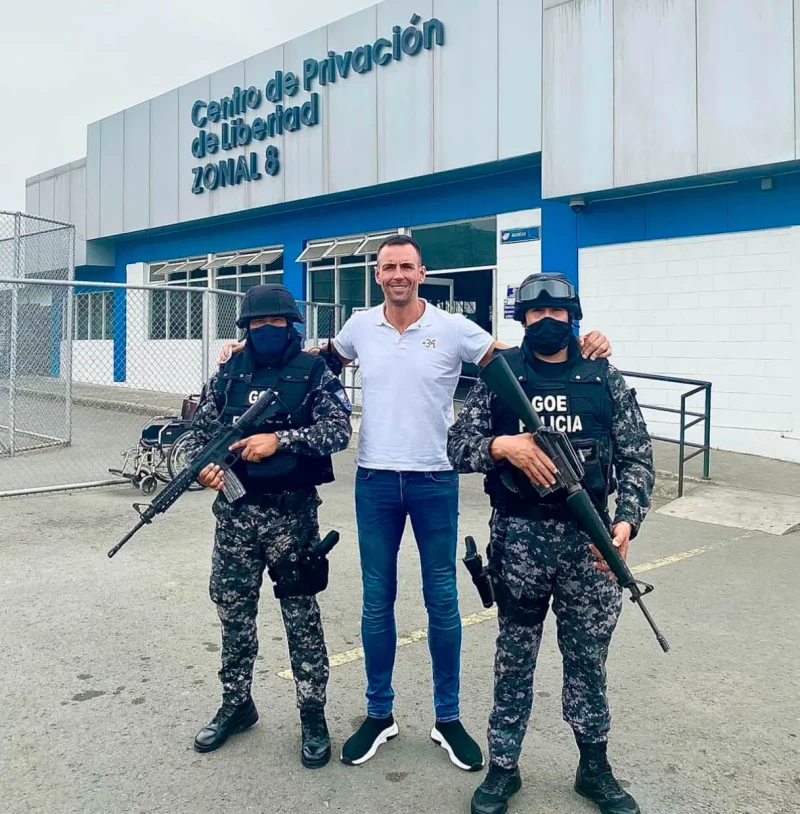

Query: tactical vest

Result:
[485,346,615,514]
[216,343,334,495]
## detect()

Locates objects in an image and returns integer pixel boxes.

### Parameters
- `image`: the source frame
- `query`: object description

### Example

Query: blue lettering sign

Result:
[189,15,445,192]
[500,227,541,245]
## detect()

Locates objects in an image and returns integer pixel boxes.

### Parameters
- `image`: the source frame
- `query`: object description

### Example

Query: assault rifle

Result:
[108,390,280,559]
[476,354,670,653]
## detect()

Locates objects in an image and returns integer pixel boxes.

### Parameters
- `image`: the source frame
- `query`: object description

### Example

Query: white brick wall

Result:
[579,228,800,463]
[496,209,542,346]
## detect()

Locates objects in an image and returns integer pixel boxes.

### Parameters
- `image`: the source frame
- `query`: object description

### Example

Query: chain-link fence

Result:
[0,265,342,496]
[0,212,75,474]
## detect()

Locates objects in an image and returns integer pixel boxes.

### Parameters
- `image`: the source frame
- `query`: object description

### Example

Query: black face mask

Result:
[524,317,573,356]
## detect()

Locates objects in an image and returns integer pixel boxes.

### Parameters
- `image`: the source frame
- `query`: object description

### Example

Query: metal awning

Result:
[296,241,335,262]
[170,258,207,274]
[227,251,261,267]
[322,237,364,259]
[202,254,237,270]
[355,234,394,255]
[149,260,187,278]
[247,248,283,265]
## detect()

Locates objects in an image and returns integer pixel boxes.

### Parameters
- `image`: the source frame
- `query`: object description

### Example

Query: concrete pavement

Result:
[1,449,798,814]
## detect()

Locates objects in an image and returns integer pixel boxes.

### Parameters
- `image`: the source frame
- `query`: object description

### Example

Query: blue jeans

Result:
[354,467,461,723]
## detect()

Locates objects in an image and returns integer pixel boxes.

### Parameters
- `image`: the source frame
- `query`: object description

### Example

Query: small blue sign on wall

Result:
[500,226,541,245]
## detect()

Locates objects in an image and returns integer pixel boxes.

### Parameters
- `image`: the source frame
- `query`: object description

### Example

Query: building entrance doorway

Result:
[422,267,495,337]
[419,277,454,308]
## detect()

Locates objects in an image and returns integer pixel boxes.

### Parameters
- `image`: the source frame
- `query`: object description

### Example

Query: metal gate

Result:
[0,212,74,466]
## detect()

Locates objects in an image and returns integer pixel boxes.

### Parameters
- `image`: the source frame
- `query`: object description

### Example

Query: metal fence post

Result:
[678,393,688,498]
[201,288,210,384]
[703,384,712,480]
[310,302,318,346]
[8,214,21,456]
[64,227,75,446]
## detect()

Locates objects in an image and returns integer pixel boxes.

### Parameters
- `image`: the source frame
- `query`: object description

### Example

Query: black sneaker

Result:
[299,706,331,769]
[575,757,640,814]
[193,697,258,753]
[431,719,484,771]
[340,714,398,765]
[471,765,522,814]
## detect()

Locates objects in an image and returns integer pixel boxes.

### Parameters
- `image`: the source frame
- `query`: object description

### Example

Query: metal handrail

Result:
[619,371,712,497]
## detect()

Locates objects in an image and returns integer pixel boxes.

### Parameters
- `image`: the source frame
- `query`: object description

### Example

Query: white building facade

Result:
[23,0,800,463]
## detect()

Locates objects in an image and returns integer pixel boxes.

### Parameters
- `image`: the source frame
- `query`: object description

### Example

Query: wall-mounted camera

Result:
[569,198,586,214]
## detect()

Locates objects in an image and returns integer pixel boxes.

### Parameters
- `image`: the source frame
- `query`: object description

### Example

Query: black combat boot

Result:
[300,706,331,769]
[574,741,640,814]
[193,697,259,753]
[470,764,522,814]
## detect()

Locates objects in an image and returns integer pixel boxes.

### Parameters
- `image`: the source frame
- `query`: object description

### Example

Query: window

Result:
[411,217,497,271]
[310,267,334,304]
[74,291,113,340]
[147,260,205,340]
[147,247,283,340]
[301,233,395,322]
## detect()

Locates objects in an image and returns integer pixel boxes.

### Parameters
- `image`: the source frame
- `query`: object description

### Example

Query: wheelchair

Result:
[109,395,205,495]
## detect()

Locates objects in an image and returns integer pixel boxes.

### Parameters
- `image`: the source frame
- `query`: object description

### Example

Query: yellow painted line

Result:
[631,546,713,574]
[277,544,718,680]
[460,607,498,626]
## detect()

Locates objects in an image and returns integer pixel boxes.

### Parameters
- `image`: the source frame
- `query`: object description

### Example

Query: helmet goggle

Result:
[516,277,577,303]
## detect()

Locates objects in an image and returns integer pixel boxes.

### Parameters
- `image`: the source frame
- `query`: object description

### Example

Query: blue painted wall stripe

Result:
[111,161,544,301]
[76,159,542,385]
[541,200,578,288]
[75,160,800,375]
[577,171,800,247]
[542,169,800,297]
[112,288,127,383]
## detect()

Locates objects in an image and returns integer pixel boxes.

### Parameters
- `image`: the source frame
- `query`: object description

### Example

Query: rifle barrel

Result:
[108,520,146,559]
[634,597,670,653]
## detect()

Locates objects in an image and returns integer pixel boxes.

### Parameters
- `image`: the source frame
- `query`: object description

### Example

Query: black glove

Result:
[319,346,343,376]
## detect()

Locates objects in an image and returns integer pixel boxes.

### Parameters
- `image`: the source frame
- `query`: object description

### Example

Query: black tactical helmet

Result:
[513,273,583,323]
[236,283,304,328]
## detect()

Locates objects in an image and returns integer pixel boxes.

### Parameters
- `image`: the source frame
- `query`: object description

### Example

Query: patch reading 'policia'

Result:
[528,394,584,434]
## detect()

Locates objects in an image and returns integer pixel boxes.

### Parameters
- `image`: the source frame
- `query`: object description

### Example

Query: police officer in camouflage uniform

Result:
[446,274,654,814]
[187,284,352,769]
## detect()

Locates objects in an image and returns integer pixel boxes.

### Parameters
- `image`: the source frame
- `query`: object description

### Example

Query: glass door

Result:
[419,277,454,310]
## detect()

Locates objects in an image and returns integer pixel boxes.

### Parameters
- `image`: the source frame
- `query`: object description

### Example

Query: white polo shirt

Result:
[333,302,494,471]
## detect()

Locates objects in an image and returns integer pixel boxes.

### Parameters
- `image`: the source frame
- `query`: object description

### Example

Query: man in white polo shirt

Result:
[318,235,611,772]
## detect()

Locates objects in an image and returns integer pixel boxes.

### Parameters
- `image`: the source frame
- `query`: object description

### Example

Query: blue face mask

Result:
[248,324,290,359]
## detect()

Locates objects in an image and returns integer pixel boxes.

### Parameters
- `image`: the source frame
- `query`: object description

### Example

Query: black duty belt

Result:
[502,503,573,523]
[239,487,317,511]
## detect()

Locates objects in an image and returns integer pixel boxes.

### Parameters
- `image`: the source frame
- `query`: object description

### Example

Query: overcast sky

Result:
[0,0,376,213]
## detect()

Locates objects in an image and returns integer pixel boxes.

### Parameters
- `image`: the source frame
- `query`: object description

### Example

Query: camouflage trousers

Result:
[209,490,329,710]
[487,513,623,770]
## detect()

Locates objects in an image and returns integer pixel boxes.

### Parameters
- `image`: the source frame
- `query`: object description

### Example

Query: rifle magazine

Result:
[222,470,246,503]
